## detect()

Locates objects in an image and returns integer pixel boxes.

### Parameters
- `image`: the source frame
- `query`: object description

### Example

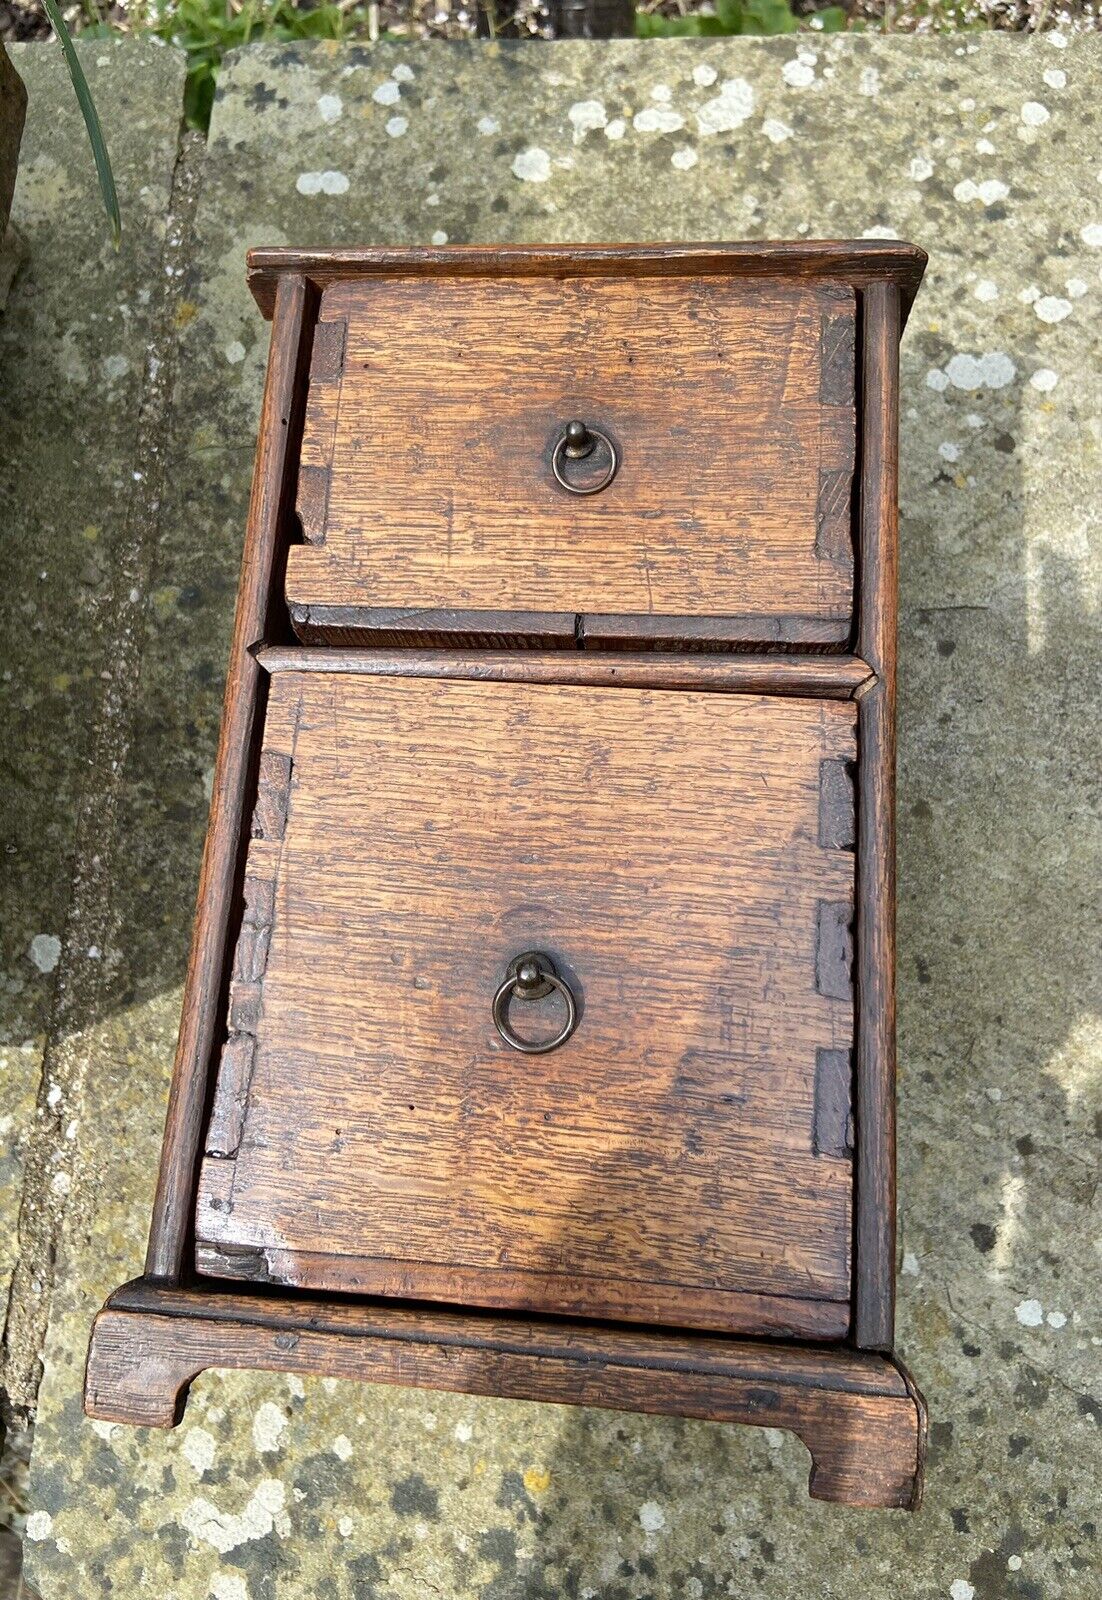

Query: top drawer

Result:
[286,268,857,650]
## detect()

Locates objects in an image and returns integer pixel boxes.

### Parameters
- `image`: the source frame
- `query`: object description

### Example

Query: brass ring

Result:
[492,951,578,1055]
[552,422,618,496]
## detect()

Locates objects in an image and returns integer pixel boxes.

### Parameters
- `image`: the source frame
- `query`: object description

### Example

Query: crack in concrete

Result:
[0,125,206,1432]
[942,1284,1096,1406]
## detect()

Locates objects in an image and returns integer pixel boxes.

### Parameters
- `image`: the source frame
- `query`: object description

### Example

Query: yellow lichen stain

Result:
[523,1466,551,1497]
[174,301,199,329]
[191,422,220,453]
[152,585,180,620]
[910,1294,953,1347]
[954,472,968,489]
[81,524,100,543]
[473,1458,486,1476]
[51,673,71,693]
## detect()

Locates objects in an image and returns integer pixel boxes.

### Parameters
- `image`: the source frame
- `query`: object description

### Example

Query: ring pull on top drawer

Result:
[286,267,857,651]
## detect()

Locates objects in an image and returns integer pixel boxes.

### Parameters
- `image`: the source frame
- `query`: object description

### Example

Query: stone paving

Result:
[0,36,193,1390]
[1,31,1099,1600]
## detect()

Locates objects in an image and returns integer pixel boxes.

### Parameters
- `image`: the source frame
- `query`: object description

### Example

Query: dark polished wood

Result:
[288,606,578,650]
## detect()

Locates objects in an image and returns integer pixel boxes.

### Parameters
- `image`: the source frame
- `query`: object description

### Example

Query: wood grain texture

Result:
[196,674,856,1333]
[104,1277,887,1384]
[256,646,875,698]
[285,274,856,646]
[246,242,928,325]
[193,1238,849,1340]
[144,274,315,1282]
[85,1291,925,1509]
[853,282,901,1350]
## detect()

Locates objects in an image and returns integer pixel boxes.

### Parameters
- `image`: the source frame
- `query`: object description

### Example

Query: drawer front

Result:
[288,274,856,650]
[196,672,857,1337]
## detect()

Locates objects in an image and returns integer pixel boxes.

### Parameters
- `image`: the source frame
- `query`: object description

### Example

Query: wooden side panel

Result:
[853,282,902,1350]
[285,274,855,642]
[144,274,316,1282]
[196,675,857,1332]
[204,858,281,1157]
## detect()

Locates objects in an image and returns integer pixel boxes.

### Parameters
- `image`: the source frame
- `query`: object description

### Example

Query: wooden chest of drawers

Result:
[85,243,927,1510]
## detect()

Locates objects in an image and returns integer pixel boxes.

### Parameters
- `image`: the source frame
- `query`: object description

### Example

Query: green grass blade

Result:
[39,0,121,248]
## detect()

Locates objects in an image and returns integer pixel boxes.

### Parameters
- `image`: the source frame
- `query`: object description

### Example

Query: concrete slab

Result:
[16,33,1102,1600]
[0,39,189,1383]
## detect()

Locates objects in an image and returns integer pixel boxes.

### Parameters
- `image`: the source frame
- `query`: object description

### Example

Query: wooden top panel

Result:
[247,241,928,322]
[196,673,857,1332]
[286,273,856,643]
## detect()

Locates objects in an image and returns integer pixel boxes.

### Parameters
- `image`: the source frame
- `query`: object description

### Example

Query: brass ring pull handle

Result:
[551,420,618,496]
[492,951,578,1055]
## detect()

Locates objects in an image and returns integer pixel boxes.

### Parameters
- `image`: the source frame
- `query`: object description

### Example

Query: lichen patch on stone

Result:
[295,170,350,196]
[696,78,754,136]
[180,1479,289,1554]
[511,147,552,182]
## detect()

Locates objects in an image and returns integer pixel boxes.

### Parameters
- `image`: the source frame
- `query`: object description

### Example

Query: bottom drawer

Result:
[195,669,857,1339]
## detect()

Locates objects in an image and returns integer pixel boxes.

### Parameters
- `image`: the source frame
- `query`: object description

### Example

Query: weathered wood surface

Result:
[85,1291,925,1509]
[286,274,856,647]
[195,674,857,1335]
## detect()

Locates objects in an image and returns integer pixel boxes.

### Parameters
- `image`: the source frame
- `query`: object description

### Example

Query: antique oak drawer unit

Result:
[86,243,928,1510]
